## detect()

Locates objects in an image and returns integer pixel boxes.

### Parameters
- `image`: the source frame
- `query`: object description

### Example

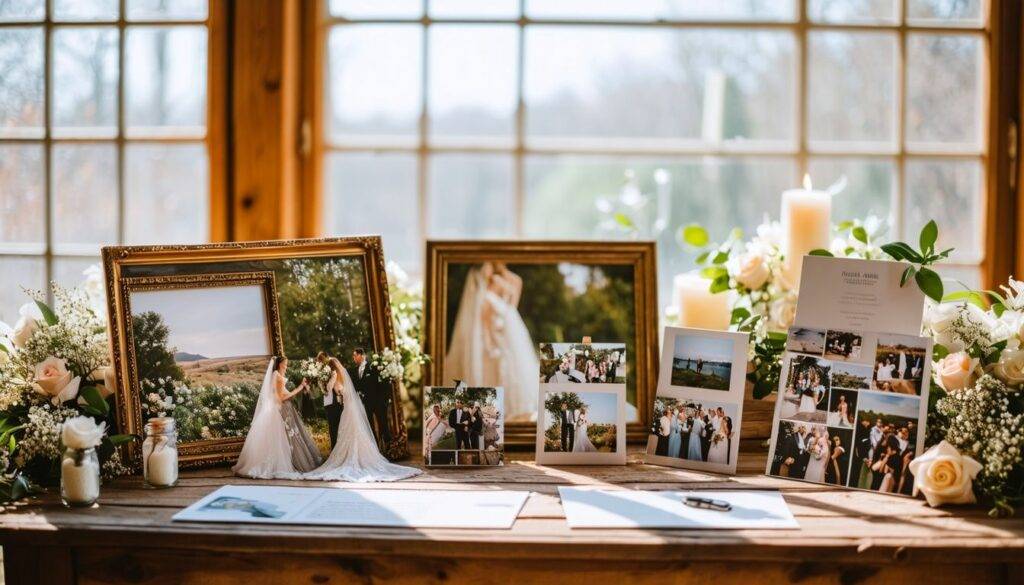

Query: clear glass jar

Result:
[143,417,179,488]
[61,446,100,507]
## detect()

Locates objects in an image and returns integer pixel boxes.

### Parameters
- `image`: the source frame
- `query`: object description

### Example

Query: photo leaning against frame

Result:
[644,327,748,474]
[535,383,627,465]
[102,236,413,470]
[423,240,658,447]
[423,383,505,467]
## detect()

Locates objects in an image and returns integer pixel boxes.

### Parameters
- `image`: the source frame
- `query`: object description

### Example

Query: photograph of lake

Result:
[671,334,734,391]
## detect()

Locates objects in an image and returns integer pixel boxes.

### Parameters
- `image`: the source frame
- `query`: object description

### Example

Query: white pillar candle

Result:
[144,445,179,487]
[673,272,731,330]
[61,456,100,504]
[781,174,832,287]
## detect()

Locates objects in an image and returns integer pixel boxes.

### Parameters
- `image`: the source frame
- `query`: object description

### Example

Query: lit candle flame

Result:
[802,174,813,191]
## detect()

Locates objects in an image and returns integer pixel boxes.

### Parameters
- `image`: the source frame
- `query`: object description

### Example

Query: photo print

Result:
[824,330,863,361]
[778,355,831,423]
[830,362,872,390]
[104,237,409,468]
[769,421,852,486]
[647,396,739,468]
[535,385,626,465]
[423,384,505,467]
[539,343,626,385]
[786,327,825,355]
[872,334,928,395]
[670,334,734,391]
[849,392,921,495]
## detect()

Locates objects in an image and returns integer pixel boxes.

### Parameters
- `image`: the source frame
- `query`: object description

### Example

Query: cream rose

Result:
[12,302,42,348]
[992,349,1024,386]
[729,251,770,290]
[908,441,981,507]
[769,296,797,331]
[61,416,106,450]
[934,351,978,392]
[33,356,82,405]
[87,366,117,399]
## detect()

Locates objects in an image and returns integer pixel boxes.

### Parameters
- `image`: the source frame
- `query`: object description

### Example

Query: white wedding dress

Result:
[707,429,729,464]
[572,416,597,452]
[303,366,421,482]
[805,436,829,483]
[233,360,304,480]
[445,267,539,420]
[798,385,821,414]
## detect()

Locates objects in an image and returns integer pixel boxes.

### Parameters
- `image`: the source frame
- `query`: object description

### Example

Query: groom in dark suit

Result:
[448,400,471,449]
[348,348,393,443]
[560,404,576,452]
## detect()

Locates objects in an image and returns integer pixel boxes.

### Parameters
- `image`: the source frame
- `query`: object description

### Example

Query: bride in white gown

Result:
[445,262,539,421]
[572,409,597,452]
[303,358,421,482]
[233,358,305,479]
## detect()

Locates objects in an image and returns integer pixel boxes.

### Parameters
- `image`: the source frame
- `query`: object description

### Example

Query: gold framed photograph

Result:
[424,240,658,445]
[103,237,409,469]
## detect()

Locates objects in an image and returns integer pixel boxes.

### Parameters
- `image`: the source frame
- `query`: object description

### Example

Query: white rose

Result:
[908,441,981,507]
[924,302,966,352]
[934,351,978,392]
[12,302,43,348]
[769,296,797,331]
[991,348,1024,387]
[82,265,107,318]
[61,415,106,450]
[729,251,770,290]
[89,366,117,399]
[33,356,82,405]
[998,310,1024,349]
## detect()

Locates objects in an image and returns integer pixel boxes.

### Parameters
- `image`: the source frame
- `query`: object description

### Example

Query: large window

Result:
[0,0,214,321]
[318,0,990,304]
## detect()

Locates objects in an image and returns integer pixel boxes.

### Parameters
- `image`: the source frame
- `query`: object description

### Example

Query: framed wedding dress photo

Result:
[423,240,658,446]
[102,237,410,469]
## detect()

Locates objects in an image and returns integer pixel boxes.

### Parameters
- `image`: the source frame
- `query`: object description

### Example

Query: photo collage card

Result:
[423,383,505,467]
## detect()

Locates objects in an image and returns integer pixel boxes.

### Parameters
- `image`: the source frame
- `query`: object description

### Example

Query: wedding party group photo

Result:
[769,421,853,486]
[539,343,626,385]
[423,385,505,467]
[647,396,738,466]
[872,335,928,395]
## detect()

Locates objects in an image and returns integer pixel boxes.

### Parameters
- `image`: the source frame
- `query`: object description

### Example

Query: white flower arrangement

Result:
[369,347,405,383]
[0,270,130,502]
[297,357,331,396]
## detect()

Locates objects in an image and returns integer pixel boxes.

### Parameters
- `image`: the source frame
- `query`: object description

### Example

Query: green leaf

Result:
[942,290,988,309]
[35,300,58,326]
[79,386,110,417]
[919,220,938,255]
[852,226,868,244]
[682,224,710,247]
[808,249,833,257]
[9,475,29,502]
[711,251,729,265]
[900,265,916,287]
[992,302,1006,318]
[914,267,944,302]
[700,266,728,280]
[107,434,134,446]
[932,343,950,360]
[836,220,855,231]
[882,242,924,263]
[709,275,731,294]
[881,243,907,261]
[694,251,710,264]
[0,344,8,354]
[613,212,634,229]
[730,307,751,324]
[728,227,744,242]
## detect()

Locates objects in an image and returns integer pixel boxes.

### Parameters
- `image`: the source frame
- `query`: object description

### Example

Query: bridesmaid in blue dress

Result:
[667,409,682,458]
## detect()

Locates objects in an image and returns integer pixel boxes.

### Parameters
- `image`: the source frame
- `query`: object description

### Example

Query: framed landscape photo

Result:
[423,383,505,467]
[644,327,748,474]
[424,240,658,446]
[103,237,409,469]
[536,384,626,465]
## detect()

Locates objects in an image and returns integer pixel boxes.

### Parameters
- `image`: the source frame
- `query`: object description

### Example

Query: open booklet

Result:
[173,485,530,529]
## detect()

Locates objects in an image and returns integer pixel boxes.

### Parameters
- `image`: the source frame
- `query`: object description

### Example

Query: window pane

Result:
[429,0,519,18]
[325,152,419,270]
[906,33,982,149]
[0,0,43,21]
[0,143,44,247]
[428,154,514,239]
[808,31,897,148]
[54,0,118,21]
[0,256,45,323]
[52,26,119,138]
[52,143,118,252]
[525,0,795,21]
[0,27,43,137]
[329,0,421,19]
[53,257,100,290]
[904,158,982,263]
[907,0,983,25]
[127,0,207,21]
[428,24,517,147]
[327,25,422,145]
[126,26,207,136]
[525,27,795,147]
[125,143,208,244]
[936,265,981,292]
[808,0,897,23]
[808,157,895,227]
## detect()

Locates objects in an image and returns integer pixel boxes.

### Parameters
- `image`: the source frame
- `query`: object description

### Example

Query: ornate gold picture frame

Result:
[424,240,658,446]
[103,237,409,469]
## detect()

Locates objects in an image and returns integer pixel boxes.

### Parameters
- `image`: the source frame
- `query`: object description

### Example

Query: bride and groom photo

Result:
[423,384,505,467]
[542,391,619,454]
[779,355,832,423]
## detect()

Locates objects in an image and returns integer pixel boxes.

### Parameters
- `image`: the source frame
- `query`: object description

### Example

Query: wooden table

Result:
[2,448,1023,585]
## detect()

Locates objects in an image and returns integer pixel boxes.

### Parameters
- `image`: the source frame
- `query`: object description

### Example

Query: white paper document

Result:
[173,485,530,529]
[558,487,798,530]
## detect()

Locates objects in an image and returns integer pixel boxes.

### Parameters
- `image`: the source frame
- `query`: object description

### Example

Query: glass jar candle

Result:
[61,446,100,507]
[143,417,179,488]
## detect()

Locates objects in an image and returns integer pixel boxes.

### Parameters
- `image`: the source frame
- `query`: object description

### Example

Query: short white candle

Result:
[61,456,100,504]
[145,445,179,487]
[673,272,731,330]
[781,174,831,287]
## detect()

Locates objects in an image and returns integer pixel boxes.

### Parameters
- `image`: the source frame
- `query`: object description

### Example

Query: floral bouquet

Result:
[297,357,331,398]
[369,347,405,384]
[0,272,131,502]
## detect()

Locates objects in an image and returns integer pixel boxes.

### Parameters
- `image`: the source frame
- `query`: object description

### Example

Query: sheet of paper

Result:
[558,487,798,529]
[793,256,924,336]
[173,485,529,529]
